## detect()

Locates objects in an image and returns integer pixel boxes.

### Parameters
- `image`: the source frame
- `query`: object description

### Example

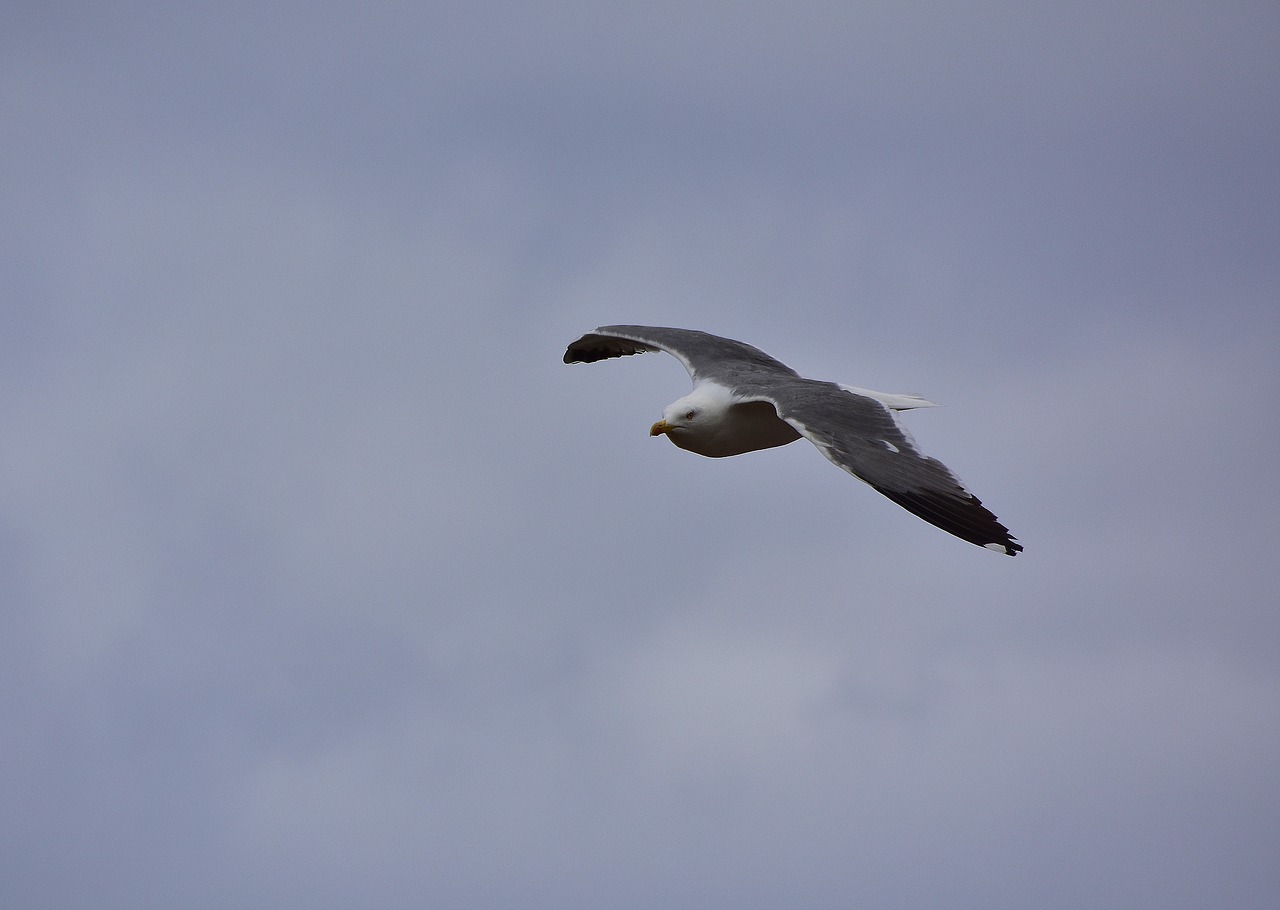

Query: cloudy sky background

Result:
[4,2,1278,907]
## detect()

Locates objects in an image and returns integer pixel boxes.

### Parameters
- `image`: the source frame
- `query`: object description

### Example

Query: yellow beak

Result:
[650,420,671,437]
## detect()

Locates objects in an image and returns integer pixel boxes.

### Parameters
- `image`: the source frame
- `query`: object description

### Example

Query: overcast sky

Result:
[3,3,1278,908]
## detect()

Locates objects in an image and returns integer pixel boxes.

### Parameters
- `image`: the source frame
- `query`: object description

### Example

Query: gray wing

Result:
[759,378,1023,555]
[564,325,800,387]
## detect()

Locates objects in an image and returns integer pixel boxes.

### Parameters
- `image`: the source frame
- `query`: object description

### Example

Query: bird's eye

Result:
[685,410,696,420]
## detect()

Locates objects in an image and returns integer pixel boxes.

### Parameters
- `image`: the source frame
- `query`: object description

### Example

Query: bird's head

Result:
[649,398,702,440]
[649,386,735,454]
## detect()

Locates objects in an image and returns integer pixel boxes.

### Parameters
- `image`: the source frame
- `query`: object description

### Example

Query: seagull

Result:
[564,325,1022,555]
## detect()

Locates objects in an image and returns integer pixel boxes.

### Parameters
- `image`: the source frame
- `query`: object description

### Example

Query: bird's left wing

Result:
[757,379,1022,555]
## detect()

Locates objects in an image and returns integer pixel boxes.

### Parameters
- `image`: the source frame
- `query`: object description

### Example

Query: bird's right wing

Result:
[563,325,799,387]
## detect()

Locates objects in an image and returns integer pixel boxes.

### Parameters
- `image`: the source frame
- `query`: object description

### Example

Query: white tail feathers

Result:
[838,385,940,411]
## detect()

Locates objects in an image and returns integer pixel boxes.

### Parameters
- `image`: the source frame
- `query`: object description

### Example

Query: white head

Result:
[648,385,732,451]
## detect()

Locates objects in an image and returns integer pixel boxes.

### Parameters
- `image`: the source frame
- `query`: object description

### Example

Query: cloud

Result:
[2,2,1278,908]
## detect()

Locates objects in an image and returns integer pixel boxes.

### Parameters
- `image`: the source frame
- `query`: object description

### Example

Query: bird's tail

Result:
[838,385,940,411]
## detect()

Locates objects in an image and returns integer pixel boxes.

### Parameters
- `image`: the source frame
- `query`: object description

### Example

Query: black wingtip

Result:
[878,487,1022,556]
[563,332,652,364]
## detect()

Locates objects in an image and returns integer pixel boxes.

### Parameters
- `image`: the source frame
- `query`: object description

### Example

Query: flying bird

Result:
[564,325,1022,555]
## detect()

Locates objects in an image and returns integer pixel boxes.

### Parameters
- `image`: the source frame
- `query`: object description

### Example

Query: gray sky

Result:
[3,2,1278,908]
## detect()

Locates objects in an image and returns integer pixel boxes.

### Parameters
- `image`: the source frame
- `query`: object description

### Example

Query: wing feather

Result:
[761,380,1022,555]
[564,325,798,386]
